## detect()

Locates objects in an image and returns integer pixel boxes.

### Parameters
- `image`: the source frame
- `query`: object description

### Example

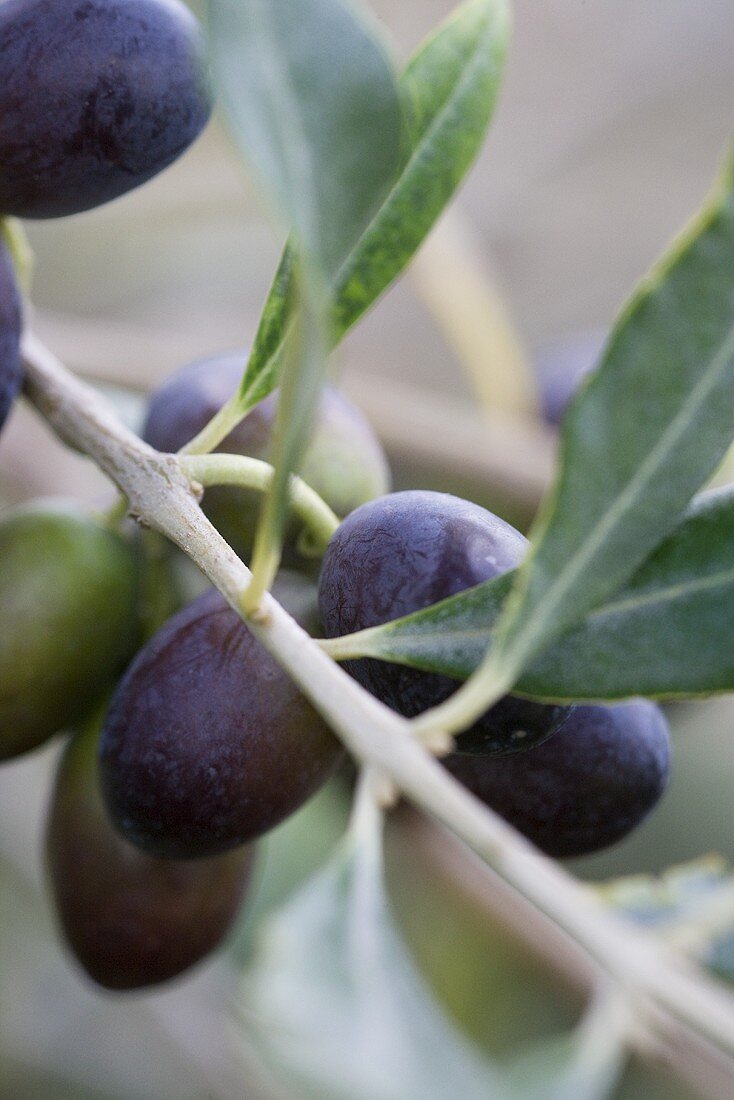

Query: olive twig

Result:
[19,328,734,1068]
[179,452,340,557]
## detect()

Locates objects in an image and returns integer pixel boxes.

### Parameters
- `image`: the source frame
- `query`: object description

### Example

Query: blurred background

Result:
[1,1,733,1097]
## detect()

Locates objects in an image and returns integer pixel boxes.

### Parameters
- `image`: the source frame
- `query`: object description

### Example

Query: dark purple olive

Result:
[47,714,255,989]
[534,329,605,426]
[0,238,22,430]
[143,352,391,558]
[318,490,571,755]
[0,0,212,218]
[446,701,671,857]
[100,588,343,858]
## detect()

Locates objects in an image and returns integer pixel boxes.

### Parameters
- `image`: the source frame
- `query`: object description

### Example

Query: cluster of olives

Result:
[0,0,671,997]
[0,357,389,988]
[318,491,671,857]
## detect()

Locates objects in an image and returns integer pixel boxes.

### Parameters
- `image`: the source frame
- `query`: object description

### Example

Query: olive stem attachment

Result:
[19,328,734,1073]
[179,452,340,557]
[179,391,246,457]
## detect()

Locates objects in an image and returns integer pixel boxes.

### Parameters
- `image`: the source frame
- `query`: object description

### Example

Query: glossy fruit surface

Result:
[143,352,391,557]
[100,588,343,858]
[446,701,671,857]
[0,0,212,218]
[318,491,571,754]
[0,500,140,760]
[0,238,22,430]
[47,714,254,989]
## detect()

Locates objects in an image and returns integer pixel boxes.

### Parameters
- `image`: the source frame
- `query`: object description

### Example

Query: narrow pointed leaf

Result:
[482,149,734,687]
[332,0,509,332]
[209,0,404,585]
[329,487,734,701]
[236,0,510,410]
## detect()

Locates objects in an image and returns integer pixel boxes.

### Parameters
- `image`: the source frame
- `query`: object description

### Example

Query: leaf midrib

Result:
[362,560,734,661]
[500,317,734,670]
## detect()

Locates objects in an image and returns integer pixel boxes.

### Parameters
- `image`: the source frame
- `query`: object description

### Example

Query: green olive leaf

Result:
[247,268,328,597]
[331,0,509,336]
[489,147,734,677]
[208,0,404,589]
[209,0,404,281]
[420,146,734,722]
[237,790,631,1100]
[223,0,510,416]
[237,793,510,1100]
[503,997,628,1100]
[325,487,734,701]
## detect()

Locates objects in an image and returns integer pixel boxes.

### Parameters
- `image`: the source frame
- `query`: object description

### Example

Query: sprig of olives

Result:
[0,0,674,1006]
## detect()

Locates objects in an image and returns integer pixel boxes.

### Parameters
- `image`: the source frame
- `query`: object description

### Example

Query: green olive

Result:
[0,500,140,760]
[143,354,391,560]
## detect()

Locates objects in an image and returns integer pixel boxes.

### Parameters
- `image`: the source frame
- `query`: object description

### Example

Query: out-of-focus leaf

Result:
[598,857,734,985]
[597,856,734,927]
[208,0,404,591]
[437,148,734,718]
[504,993,628,1100]
[238,793,633,1100]
[209,0,404,281]
[227,0,510,415]
[229,777,351,961]
[237,792,509,1100]
[323,487,734,700]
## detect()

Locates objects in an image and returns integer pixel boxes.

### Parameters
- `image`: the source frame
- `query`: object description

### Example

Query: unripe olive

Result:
[100,588,343,858]
[0,500,140,760]
[0,237,22,431]
[47,714,255,989]
[143,353,391,559]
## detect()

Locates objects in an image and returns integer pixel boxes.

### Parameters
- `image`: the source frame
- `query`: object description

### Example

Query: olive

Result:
[446,701,671,857]
[143,353,391,559]
[0,0,212,218]
[318,491,571,755]
[100,588,343,858]
[0,500,140,760]
[47,713,255,989]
